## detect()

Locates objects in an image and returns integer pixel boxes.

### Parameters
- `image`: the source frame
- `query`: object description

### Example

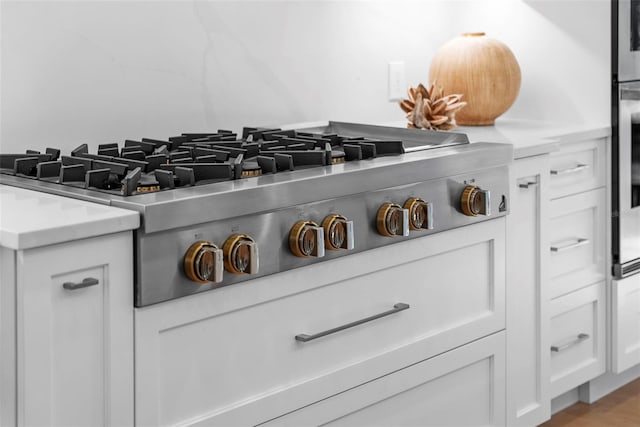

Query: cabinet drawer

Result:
[549,138,605,199]
[135,219,506,426]
[549,282,606,398]
[549,189,606,298]
[260,331,506,427]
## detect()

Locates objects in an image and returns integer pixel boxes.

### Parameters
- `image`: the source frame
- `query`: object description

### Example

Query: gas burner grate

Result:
[0,123,468,197]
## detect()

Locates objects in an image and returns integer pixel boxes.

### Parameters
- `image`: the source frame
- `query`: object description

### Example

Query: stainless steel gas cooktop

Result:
[0,121,513,306]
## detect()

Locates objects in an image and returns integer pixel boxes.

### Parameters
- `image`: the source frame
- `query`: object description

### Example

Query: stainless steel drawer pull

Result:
[550,238,589,253]
[295,303,410,343]
[518,180,538,189]
[62,277,99,290]
[551,333,590,352]
[550,163,589,175]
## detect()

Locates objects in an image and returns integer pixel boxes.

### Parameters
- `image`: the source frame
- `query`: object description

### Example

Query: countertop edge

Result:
[511,125,611,159]
[4,215,140,251]
[546,126,612,144]
[1,185,140,251]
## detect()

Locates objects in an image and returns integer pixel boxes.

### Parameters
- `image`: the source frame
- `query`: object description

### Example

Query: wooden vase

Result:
[428,32,521,126]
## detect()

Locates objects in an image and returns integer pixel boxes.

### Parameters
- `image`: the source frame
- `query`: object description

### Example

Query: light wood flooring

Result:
[539,378,640,426]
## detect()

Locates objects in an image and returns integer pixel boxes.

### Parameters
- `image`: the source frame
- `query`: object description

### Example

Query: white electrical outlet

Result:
[388,61,406,101]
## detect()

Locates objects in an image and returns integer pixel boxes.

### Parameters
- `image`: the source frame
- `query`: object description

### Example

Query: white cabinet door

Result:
[16,232,134,427]
[260,332,506,427]
[612,274,640,373]
[506,155,551,426]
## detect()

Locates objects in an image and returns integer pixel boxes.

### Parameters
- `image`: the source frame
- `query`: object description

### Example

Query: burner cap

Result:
[136,175,161,193]
[137,184,161,193]
[241,161,263,177]
[331,150,346,164]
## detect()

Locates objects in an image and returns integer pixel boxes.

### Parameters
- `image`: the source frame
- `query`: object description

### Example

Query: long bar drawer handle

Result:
[550,238,589,253]
[551,333,590,352]
[295,303,410,343]
[63,277,99,290]
[518,180,538,189]
[550,163,589,175]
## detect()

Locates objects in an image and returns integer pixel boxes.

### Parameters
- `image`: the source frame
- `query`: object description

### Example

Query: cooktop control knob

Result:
[290,220,325,258]
[322,214,355,250]
[184,241,223,284]
[376,203,410,237]
[403,197,434,231]
[222,234,259,274]
[461,185,491,216]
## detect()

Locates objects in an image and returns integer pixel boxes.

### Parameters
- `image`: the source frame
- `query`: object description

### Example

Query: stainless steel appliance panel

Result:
[615,82,640,276]
[136,167,509,306]
[617,0,640,82]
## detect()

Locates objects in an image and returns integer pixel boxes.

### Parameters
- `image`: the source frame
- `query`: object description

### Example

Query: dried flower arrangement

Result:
[399,82,467,131]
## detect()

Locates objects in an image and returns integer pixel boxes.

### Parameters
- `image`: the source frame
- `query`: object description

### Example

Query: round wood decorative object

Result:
[429,32,521,126]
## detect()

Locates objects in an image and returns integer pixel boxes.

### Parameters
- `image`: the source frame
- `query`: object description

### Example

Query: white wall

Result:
[0,0,610,153]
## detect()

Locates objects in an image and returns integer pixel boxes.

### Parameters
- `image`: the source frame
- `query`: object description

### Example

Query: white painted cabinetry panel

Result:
[16,232,134,426]
[506,154,550,426]
[0,247,17,427]
[612,274,640,373]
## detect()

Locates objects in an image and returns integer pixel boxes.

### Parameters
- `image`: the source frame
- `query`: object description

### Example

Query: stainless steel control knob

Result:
[290,220,325,258]
[222,234,259,274]
[376,203,410,237]
[461,185,491,216]
[322,214,355,250]
[184,241,223,284]
[403,197,434,231]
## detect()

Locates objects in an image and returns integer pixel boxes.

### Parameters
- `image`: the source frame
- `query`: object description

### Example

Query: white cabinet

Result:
[612,274,640,373]
[0,185,138,426]
[135,219,506,426]
[547,137,608,398]
[506,154,550,426]
[261,332,506,427]
[505,135,608,420]
[3,232,134,426]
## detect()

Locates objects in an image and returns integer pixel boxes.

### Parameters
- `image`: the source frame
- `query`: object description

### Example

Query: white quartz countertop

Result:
[457,118,611,159]
[384,118,611,159]
[0,185,140,250]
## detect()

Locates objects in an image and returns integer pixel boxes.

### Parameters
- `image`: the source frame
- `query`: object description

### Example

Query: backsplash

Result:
[0,0,610,152]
